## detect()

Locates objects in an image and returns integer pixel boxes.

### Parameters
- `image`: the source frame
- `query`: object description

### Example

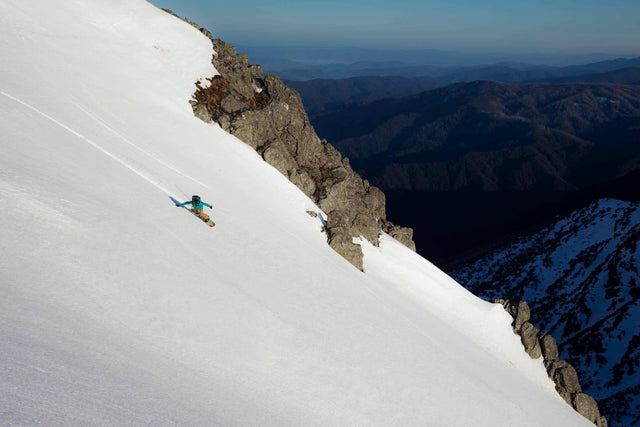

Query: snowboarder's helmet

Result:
[192,195,201,204]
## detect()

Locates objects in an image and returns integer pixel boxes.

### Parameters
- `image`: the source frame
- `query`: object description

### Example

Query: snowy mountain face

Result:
[453,199,640,426]
[0,0,595,425]
[186,34,416,271]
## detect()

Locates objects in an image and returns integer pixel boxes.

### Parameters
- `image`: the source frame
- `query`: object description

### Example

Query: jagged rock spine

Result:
[162,10,416,270]
[496,299,608,427]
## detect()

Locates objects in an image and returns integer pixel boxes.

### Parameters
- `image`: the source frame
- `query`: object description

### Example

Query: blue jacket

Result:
[179,200,212,210]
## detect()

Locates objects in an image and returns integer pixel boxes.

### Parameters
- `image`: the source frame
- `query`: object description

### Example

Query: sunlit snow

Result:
[0,0,591,425]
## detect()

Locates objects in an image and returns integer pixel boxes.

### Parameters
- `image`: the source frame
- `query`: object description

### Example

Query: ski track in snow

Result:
[70,98,210,189]
[0,89,174,196]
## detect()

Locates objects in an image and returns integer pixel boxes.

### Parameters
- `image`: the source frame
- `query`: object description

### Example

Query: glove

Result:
[209,205,212,209]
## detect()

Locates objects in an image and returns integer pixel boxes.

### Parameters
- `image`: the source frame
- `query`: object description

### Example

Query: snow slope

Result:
[0,0,591,425]
[453,199,640,426]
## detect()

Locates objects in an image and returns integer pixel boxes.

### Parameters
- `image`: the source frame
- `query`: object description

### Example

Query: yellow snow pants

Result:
[192,208,210,221]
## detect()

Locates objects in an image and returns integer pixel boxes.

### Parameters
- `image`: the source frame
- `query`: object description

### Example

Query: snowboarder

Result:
[177,195,213,221]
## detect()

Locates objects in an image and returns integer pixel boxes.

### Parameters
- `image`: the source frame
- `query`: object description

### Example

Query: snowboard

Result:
[189,209,215,227]
[170,196,215,227]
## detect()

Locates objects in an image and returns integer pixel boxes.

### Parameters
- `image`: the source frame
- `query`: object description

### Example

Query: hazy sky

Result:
[149,0,640,55]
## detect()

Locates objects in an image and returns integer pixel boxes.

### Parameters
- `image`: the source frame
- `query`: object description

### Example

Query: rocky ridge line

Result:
[497,299,608,427]
[452,199,640,426]
[162,9,415,270]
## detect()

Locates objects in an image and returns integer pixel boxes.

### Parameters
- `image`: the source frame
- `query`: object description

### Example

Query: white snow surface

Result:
[0,1,591,425]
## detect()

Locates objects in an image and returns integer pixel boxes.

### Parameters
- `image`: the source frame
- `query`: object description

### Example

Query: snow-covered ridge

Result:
[453,199,640,426]
[0,0,590,425]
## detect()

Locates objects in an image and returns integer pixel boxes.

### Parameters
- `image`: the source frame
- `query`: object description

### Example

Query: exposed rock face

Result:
[555,364,582,394]
[496,299,608,427]
[540,333,559,361]
[574,393,602,423]
[504,300,531,333]
[519,321,542,359]
[384,222,417,251]
[325,210,364,270]
[175,25,414,269]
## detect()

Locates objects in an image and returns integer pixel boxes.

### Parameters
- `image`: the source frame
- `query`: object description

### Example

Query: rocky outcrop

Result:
[519,322,542,359]
[513,301,530,332]
[497,299,608,427]
[454,199,640,426]
[574,394,607,426]
[163,12,416,270]
[540,333,559,360]
[384,221,417,251]
[325,210,365,271]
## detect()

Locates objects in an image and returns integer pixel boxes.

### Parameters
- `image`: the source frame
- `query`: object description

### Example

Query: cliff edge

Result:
[165,10,415,269]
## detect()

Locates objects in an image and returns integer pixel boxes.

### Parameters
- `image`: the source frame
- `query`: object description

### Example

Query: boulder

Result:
[573,393,601,423]
[519,321,542,358]
[540,333,559,361]
[545,359,568,378]
[514,301,530,332]
[192,102,212,123]
[554,364,581,394]
[505,300,517,317]
[325,210,364,271]
[385,223,417,251]
[319,170,384,246]
[327,232,364,271]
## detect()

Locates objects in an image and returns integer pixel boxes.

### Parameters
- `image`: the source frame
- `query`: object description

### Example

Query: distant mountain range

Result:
[440,57,640,85]
[287,57,640,113]
[313,81,640,191]
[451,198,640,427]
[284,76,439,114]
[540,67,640,85]
[306,81,640,264]
[239,44,630,80]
